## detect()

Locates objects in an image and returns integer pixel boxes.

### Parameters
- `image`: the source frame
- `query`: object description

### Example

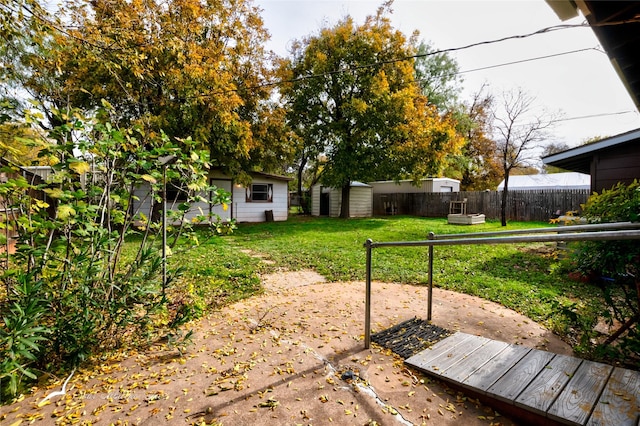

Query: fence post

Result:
[427,232,435,321]
[364,238,373,349]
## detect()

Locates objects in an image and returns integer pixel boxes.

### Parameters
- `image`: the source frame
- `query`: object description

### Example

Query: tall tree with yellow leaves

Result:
[278,5,463,218]
[3,0,287,177]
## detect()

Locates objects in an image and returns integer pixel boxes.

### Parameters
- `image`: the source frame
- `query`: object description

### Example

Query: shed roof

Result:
[250,171,293,181]
[497,172,590,191]
[369,177,460,184]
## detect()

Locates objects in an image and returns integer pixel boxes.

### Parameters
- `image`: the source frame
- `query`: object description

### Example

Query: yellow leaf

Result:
[57,204,76,220]
[34,199,50,209]
[37,399,51,408]
[44,188,64,199]
[141,174,157,184]
[69,161,91,174]
[222,203,228,211]
[10,420,23,426]
[101,99,114,109]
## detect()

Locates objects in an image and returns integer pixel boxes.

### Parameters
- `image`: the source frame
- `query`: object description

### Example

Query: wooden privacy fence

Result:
[373,189,591,222]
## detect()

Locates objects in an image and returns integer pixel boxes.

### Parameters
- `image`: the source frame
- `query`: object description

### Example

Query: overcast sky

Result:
[256,0,640,149]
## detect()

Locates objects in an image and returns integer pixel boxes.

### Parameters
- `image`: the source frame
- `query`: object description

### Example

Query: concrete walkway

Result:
[0,271,572,425]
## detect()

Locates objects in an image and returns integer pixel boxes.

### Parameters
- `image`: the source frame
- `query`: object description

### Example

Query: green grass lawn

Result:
[170,215,604,355]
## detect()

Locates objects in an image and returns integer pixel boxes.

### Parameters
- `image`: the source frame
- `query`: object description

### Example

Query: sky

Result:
[255,0,640,150]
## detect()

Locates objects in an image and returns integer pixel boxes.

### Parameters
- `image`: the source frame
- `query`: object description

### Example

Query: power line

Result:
[253,23,596,91]
[8,2,640,105]
[552,110,637,123]
[457,47,603,75]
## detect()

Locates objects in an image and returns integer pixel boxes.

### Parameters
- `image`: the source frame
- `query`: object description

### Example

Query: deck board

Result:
[515,354,583,415]
[461,344,531,392]
[404,332,640,425]
[587,367,640,426]
[419,335,489,374]
[486,348,555,403]
[441,339,510,383]
[404,333,484,373]
[404,332,474,367]
[547,360,613,425]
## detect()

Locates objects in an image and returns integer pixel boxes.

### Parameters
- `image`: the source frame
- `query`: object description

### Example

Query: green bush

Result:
[569,180,640,364]
[0,107,231,398]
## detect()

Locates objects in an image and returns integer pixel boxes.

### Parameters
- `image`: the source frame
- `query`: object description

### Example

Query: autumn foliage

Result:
[278,6,464,217]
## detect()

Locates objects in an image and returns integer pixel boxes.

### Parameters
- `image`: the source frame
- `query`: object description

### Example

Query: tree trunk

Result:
[340,184,350,218]
[500,175,509,226]
[297,156,307,198]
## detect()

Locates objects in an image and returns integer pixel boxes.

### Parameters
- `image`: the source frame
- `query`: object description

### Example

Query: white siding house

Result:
[311,182,372,218]
[370,178,460,194]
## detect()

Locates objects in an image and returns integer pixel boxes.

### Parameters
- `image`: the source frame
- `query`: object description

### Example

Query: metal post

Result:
[158,155,177,296]
[364,238,373,349]
[162,164,168,295]
[427,232,435,321]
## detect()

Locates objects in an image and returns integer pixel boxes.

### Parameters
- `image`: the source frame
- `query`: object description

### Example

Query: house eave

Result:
[542,127,640,173]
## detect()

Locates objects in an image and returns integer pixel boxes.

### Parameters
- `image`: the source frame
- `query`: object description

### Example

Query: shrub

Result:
[568,180,640,364]
[0,107,231,398]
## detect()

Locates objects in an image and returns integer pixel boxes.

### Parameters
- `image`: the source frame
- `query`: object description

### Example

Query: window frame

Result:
[246,183,273,203]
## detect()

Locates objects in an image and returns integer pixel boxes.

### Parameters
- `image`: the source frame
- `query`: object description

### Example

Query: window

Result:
[166,182,189,203]
[247,183,273,202]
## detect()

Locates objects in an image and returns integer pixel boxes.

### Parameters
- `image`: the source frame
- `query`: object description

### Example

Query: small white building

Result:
[311,182,372,218]
[497,172,590,191]
[24,164,292,223]
[133,170,292,224]
[369,177,460,194]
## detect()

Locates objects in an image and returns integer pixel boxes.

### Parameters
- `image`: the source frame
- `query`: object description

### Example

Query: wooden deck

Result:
[405,332,640,425]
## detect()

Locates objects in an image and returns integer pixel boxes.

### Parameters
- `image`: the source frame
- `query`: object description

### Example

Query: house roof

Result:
[541,127,640,173]
[546,1,640,111]
[0,157,44,183]
[250,171,293,181]
[497,172,590,191]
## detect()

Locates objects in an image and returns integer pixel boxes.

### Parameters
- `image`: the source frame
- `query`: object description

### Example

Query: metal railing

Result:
[363,222,640,349]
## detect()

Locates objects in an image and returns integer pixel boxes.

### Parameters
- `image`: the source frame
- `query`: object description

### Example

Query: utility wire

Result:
[7,1,640,104]
[551,110,637,123]
[252,23,597,91]
[456,47,603,75]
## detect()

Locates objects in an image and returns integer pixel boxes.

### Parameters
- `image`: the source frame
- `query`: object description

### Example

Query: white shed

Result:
[311,182,372,218]
[211,171,291,222]
[132,170,291,224]
[369,178,460,194]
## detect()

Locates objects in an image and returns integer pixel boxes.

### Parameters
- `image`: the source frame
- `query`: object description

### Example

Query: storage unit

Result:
[311,182,372,218]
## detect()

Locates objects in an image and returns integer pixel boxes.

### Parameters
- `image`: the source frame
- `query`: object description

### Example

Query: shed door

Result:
[320,191,330,216]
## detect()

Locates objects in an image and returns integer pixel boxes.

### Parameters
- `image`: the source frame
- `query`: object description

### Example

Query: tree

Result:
[279,6,463,218]
[542,142,570,173]
[453,86,502,191]
[2,0,285,178]
[492,88,556,226]
[413,40,462,113]
[570,180,640,359]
